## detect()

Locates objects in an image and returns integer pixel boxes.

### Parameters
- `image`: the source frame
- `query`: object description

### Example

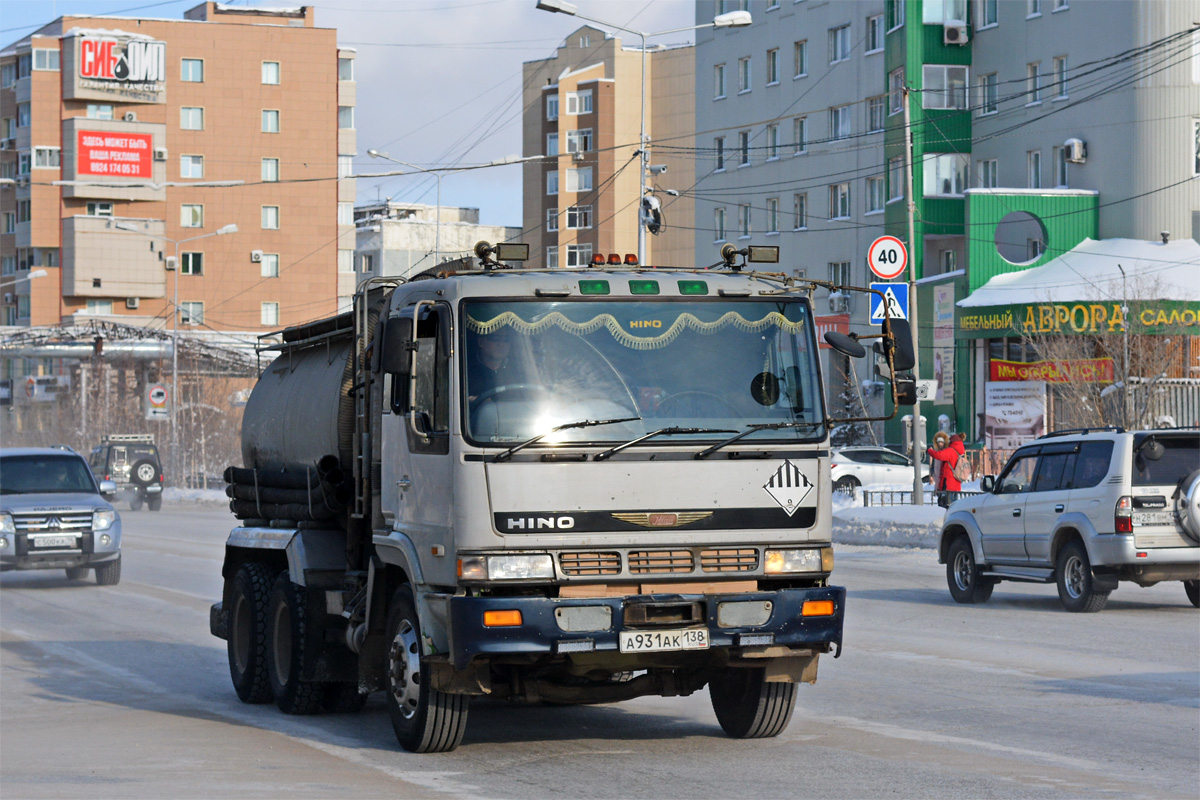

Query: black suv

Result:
[88,435,164,511]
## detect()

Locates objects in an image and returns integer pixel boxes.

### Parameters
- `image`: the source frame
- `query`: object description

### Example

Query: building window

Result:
[829,183,851,219]
[546,94,559,120]
[867,96,885,132]
[924,153,969,196]
[178,154,202,179]
[766,124,779,159]
[86,201,113,216]
[1027,62,1042,103]
[261,302,280,326]
[1053,146,1068,187]
[714,136,725,170]
[566,129,592,153]
[546,171,559,195]
[565,90,592,114]
[262,61,280,85]
[546,246,559,269]
[18,152,30,175]
[262,206,280,229]
[546,132,559,156]
[261,253,280,278]
[33,49,60,71]
[793,193,807,229]
[714,63,727,99]
[1054,0,1068,10]
[923,65,968,109]
[2,212,14,234]
[181,252,203,275]
[866,176,885,213]
[866,15,884,53]
[566,205,592,229]
[338,57,354,81]
[33,147,60,168]
[979,158,998,188]
[982,0,998,26]
[337,202,354,226]
[829,261,851,286]
[261,157,280,182]
[887,0,905,30]
[766,48,779,85]
[739,130,750,165]
[565,244,592,267]
[180,302,204,325]
[181,58,203,82]
[889,68,905,114]
[925,0,968,22]
[1028,0,1042,16]
[829,24,851,63]
[565,167,592,192]
[262,109,280,133]
[1028,150,1042,188]
[546,208,559,232]
[793,40,808,79]
[793,117,807,154]
[714,208,727,241]
[338,106,354,129]
[338,249,354,272]
[579,34,590,47]
[358,253,374,275]
[181,204,203,228]
[1053,56,1069,98]
[1,63,14,87]
[766,197,779,233]
[181,107,204,130]
[86,299,113,315]
[86,103,113,120]
[738,57,752,92]
[17,199,31,223]
[739,204,751,238]
[979,73,998,114]
[830,105,851,140]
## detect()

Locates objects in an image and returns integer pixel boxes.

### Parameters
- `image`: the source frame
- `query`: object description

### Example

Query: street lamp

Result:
[113,220,237,479]
[536,1,752,263]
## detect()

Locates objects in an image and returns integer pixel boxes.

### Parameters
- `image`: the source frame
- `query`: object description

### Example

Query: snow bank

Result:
[163,487,228,507]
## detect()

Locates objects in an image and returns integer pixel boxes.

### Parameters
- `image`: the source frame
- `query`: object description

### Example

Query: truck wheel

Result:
[709,666,797,739]
[946,537,994,604]
[323,682,370,713]
[147,494,162,512]
[227,562,274,704]
[266,574,325,714]
[129,495,144,512]
[386,587,468,752]
[94,556,121,586]
[1184,580,1199,608]
[1056,541,1110,613]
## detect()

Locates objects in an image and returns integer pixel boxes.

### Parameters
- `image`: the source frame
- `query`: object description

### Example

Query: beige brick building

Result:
[0,2,356,332]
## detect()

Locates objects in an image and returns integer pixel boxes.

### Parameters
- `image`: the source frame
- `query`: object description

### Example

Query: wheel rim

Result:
[953,550,974,591]
[137,464,155,482]
[1063,555,1086,599]
[272,602,291,685]
[232,594,251,674]
[389,619,422,721]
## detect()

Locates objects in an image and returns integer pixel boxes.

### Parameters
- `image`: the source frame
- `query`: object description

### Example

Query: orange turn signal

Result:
[801,600,835,617]
[483,609,523,627]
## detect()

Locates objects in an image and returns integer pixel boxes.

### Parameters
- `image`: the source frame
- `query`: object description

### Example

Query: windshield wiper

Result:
[490,417,641,463]
[593,426,737,462]
[694,421,823,460]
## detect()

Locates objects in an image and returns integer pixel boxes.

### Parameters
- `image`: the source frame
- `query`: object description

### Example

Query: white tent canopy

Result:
[958,237,1200,308]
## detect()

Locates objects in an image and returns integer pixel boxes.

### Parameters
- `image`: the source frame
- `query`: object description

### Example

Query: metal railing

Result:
[861,489,983,507]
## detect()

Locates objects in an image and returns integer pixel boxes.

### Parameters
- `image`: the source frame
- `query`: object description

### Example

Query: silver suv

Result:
[0,447,123,585]
[938,428,1199,612]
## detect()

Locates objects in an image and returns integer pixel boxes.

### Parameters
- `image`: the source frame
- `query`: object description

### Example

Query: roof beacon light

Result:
[607,253,621,265]
[590,254,606,266]
[624,254,638,265]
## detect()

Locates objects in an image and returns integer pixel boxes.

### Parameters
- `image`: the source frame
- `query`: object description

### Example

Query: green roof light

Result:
[578,280,610,295]
[629,280,660,295]
[677,280,708,295]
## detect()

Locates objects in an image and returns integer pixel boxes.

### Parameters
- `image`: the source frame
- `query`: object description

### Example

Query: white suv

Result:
[938,428,1199,612]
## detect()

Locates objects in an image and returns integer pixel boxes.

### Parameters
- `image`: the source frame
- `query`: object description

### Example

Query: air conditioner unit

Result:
[16,176,29,187]
[164,256,177,271]
[573,151,585,162]
[1064,137,1087,163]
[829,293,850,314]
[153,147,168,161]
[123,111,137,122]
[250,250,263,263]
[943,22,969,45]
[125,297,140,309]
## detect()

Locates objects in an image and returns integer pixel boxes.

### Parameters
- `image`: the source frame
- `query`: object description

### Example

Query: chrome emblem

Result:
[611,511,713,528]
[47,517,62,529]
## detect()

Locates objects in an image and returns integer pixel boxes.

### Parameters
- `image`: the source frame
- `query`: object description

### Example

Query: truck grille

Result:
[700,548,759,572]
[628,550,694,574]
[560,552,621,576]
[12,512,93,532]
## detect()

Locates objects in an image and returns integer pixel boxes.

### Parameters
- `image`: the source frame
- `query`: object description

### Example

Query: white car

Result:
[831,446,930,493]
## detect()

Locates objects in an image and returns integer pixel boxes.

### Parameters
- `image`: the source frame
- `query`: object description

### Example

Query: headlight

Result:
[764,547,831,574]
[458,554,555,581]
[92,510,116,531]
[0,512,13,535]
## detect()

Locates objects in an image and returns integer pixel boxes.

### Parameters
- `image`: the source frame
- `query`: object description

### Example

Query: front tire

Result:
[266,574,325,714]
[1184,580,1199,608]
[386,587,468,752]
[709,666,797,739]
[94,556,121,586]
[1056,541,1109,613]
[946,537,994,604]
[227,562,274,704]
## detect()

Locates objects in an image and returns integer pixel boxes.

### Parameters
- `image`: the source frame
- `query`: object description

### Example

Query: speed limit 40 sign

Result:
[868,236,908,280]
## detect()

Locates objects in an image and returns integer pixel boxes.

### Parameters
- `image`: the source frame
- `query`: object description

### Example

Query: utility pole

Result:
[903,86,924,504]
[1118,263,1131,428]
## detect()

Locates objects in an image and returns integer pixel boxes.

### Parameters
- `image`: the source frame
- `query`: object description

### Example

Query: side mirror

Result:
[980,475,995,493]
[379,316,413,374]
[99,479,118,498]
[895,377,917,406]
[885,318,915,372]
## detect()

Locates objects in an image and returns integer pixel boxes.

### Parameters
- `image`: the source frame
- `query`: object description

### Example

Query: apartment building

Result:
[522,26,696,269]
[0,2,357,333]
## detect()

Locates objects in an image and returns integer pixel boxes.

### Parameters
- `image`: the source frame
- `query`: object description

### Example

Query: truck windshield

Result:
[0,455,98,494]
[462,299,825,447]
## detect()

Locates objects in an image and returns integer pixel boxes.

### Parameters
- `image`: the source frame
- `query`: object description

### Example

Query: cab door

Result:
[976,447,1039,563]
[1022,445,1078,566]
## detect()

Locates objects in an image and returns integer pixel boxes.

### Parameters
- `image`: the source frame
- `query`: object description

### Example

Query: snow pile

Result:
[834,502,945,548]
[163,487,228,507]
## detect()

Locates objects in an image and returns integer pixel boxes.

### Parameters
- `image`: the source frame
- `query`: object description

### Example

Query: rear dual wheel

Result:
[266,574,325,714]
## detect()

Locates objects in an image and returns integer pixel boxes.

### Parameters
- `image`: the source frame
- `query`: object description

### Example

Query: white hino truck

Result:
[209,243,909,752]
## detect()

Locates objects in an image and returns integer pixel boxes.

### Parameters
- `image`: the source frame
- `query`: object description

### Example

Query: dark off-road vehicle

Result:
[89,434,164,511]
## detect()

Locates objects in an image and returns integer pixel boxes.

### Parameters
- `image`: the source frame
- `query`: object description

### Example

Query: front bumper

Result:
[0,528,121,572]
[447,585,845,670]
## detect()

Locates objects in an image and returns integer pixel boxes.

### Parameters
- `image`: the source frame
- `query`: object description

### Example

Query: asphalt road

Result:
[2,505,1197,799]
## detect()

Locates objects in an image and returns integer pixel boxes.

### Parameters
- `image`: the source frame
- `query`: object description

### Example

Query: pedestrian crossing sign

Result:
[869,282,909,322]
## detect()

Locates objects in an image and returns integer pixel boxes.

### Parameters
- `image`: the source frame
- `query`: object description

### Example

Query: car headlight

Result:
[92,510,116,532]
[764,547,832,574]
[0,512,13,535]
[458,554,555,581]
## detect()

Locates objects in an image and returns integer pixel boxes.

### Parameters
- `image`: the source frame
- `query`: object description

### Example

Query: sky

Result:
[0,0,698,227]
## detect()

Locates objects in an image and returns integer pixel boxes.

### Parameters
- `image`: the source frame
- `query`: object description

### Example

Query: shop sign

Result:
[989,358,1114,383]
[959,300,1200,338]
[984,381,1046,449]
[23,375,71,403]
[67,34,166,103]
[77,130,152,178]
[933,285,955,404]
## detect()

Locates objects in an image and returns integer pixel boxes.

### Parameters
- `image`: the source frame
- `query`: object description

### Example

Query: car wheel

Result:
[132,459,160,486]
[833,476,860,495]
[1184,580,1199,609]
[147,494,162,511]
[1056,541,1109,613]
[129,495,144,512]
[946,537,994,604]
[94,556,121,586]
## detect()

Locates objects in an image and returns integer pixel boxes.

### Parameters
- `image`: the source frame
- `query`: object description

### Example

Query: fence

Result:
[862,489,983,507]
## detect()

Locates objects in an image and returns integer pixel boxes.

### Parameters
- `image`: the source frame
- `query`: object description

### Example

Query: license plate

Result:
[1134,511,1174,527]
[33,535,76,548]
[619,628,709,654]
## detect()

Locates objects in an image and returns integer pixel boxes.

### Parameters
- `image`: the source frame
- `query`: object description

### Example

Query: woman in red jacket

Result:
[928,433,966,506]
